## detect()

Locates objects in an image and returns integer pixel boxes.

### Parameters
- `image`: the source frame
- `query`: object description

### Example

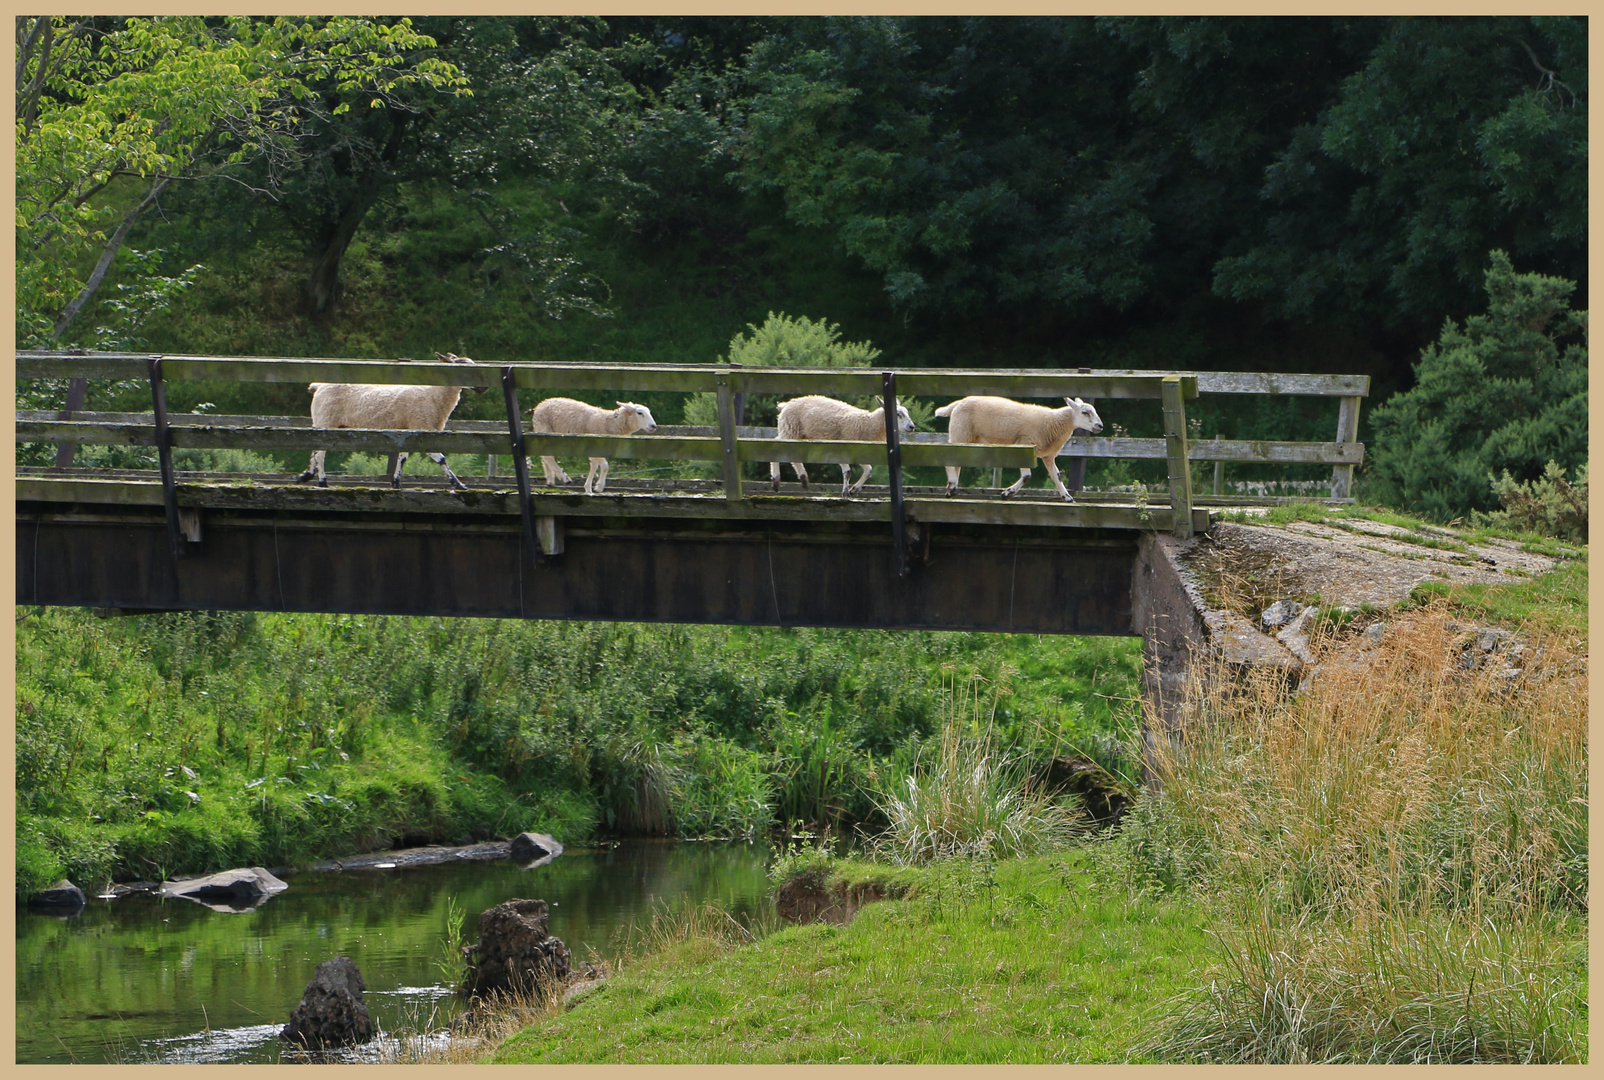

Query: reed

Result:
[870,666,1080,864]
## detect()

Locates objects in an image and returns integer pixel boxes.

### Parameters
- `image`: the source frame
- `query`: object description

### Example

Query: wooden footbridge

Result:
[16,351,1366,634]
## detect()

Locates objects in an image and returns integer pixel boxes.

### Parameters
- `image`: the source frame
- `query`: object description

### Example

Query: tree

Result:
[15,15,467,343]
[1364,251,1587,519]
[1212,17,1586,335]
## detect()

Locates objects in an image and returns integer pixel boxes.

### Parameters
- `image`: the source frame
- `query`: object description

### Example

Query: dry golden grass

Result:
[1127,599,1587,1062]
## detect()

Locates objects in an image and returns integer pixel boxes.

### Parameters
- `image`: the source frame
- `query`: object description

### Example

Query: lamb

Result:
[935,396,1103,501]
[769,395,915,497]
[527,398,658,494]
[296,352,483,490]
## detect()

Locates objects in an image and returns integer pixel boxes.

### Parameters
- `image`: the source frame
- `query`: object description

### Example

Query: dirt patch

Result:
[774,873,910,925]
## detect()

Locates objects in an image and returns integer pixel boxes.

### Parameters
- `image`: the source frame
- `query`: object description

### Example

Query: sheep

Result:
[769,395,915,497]
[296,352,484,490]
[935,395,1103,501]
[527,398,658,494]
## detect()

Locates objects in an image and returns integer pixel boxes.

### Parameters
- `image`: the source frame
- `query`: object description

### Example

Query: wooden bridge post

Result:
[1063,366,1094,493]
[500,367,541,573]
[1161,376,1195,539]
[1330,395,1362,499]
[146,356,185,560]
[715,367,742,502]
[882,372,907,578]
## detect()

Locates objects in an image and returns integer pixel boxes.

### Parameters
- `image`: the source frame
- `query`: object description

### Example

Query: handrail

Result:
[16,350,1372,545]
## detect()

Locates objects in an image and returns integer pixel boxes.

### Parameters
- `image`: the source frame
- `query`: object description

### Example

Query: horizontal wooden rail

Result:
[17,352,1196,400]
[1057,435,1364,465]
[17,418,1038,470]
[18,415,1356,467]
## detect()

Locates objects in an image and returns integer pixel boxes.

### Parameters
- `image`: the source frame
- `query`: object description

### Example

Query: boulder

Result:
[1260,600,1307,630]
[159,867,287,910]
[509,832,564,865]
[461,899,572,1000]
[280,956,377,1049]
[28,879,87,911]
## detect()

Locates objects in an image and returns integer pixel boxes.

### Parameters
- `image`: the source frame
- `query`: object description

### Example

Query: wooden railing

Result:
[17,351,1366,566]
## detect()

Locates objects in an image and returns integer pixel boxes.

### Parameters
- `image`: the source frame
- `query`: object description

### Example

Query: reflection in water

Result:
[16,840,773,1064]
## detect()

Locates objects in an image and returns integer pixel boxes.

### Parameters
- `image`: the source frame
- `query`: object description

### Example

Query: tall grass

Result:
[871,667,1080,864]
[1118,600,1587,1063]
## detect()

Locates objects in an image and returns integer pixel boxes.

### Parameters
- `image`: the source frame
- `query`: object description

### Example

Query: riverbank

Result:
[485,560,1588,1064]
[15,612,1141,896]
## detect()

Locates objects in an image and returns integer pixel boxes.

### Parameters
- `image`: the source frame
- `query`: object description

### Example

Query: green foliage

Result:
[1366,252,1587,520]
[15,15,468,341]
[1486,461,1587,544]
[15,608,1139,893]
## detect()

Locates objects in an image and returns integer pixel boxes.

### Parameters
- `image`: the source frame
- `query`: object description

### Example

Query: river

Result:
[15,840,774,1064]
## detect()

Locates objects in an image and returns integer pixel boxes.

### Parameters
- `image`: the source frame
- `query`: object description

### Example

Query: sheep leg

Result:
[793,462,809,487]
[1001,468,1031,498]
[847,463,872,496]
[1041,456,1074,502]
[428,452,468,491]
[297,450,329,487]
[391,451,410,489]
[771,460,782,491]
[539,455,571,486]
[944,465,961,496]
[585,457,607,495]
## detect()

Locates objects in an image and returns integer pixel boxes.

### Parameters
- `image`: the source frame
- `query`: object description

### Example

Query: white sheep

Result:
[935,396,1103,501]
[769,395,915,497]
[527,398,658,494]
[296,352,483,490]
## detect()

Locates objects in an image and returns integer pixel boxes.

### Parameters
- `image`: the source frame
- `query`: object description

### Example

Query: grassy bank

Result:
[15,608,1141,894]
[481,558,1587,1064]
[492,852,1208,1064]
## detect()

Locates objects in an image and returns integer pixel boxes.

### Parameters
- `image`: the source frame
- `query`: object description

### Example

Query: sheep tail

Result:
[934,403,955,417]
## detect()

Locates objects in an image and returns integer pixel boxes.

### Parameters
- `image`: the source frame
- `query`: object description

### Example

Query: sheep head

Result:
[436,351,489,394]
[616,402,658,434]
[893,402,916,433]
[1063,397,1103,435]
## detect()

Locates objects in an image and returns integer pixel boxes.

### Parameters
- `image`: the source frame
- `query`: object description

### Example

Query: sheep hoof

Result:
[1001,489,1018,499]
[945,486,957,497]
[316,478,328,488]
[296,470,314,484]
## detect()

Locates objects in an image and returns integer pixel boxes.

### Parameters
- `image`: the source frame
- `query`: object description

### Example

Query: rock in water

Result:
[509,831,564,863]
[28,879,87,911]
[159,866,288,901]
[281,957,377,1049]
[462,899,572,999]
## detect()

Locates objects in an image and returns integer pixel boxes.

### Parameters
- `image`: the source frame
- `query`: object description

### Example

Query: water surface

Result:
[16,840,772,1064]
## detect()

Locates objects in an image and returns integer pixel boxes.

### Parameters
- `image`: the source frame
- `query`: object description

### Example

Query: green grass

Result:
[491,851,1207,1064]
[1404,556,1587,637]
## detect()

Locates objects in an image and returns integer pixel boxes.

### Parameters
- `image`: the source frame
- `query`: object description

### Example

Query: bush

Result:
[1486,460,1587,543]
[1366,251,1587,520]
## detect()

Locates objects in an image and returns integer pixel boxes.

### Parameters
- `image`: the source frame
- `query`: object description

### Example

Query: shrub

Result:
[869,668,1079,864]
[1486,460,1587,543]
[1366,251,1587,520]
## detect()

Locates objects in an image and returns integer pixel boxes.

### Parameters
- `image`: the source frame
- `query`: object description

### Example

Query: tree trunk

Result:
[51,173,171,340]
[304,110,411,317]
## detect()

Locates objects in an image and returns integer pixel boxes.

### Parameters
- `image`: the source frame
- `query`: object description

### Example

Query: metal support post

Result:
[501,367,541,570]
[147,356,185,560]
[53,376,88,468]
[1063,366,1094,493]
